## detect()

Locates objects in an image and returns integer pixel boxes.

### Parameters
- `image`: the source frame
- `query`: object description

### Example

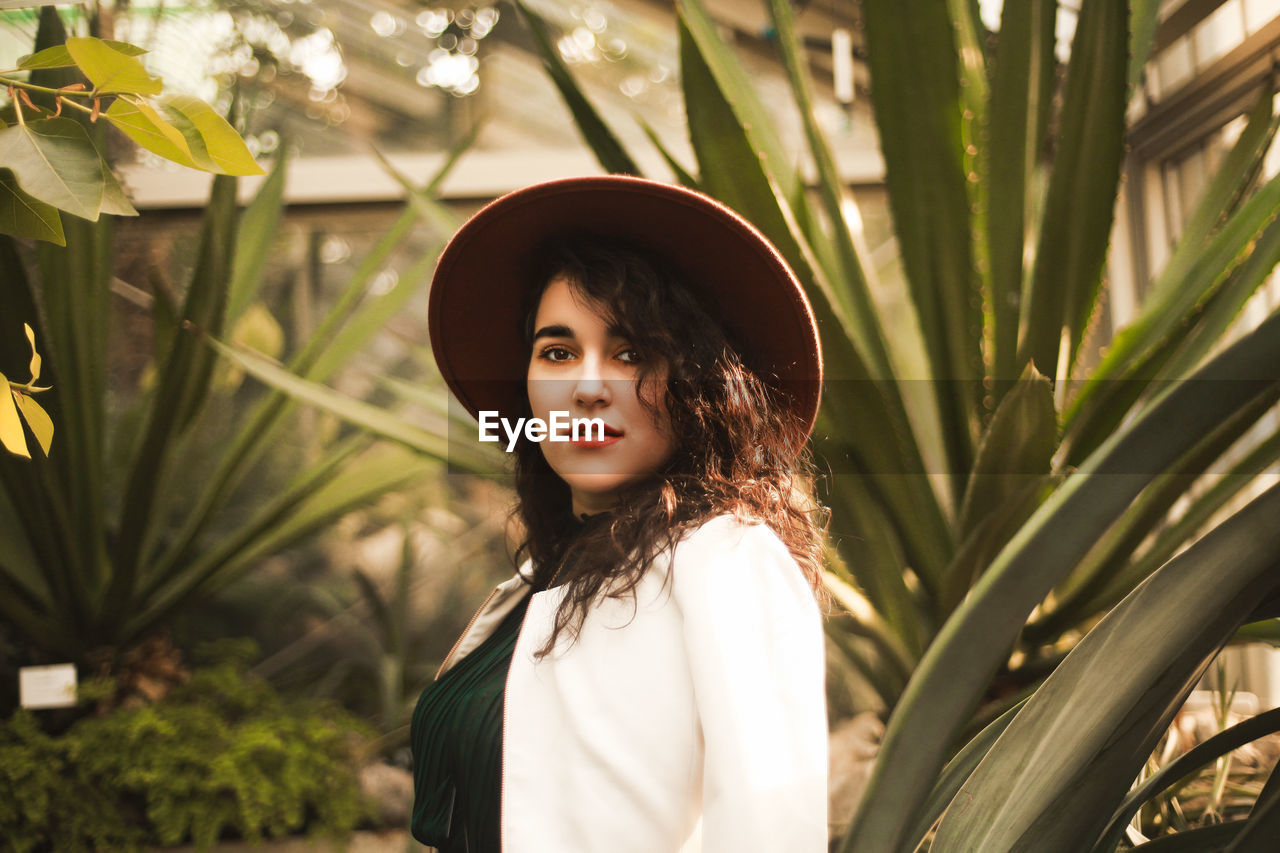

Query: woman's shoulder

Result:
[666,513,820,619]
[670,514,798,574]
[678,512,786,547]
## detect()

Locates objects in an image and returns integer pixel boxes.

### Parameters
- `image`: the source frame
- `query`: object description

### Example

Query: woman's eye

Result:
[539,345,574,362]
[617,348,643,365]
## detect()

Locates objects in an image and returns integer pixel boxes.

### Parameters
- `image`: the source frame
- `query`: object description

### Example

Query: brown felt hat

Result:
[428,175,822,451]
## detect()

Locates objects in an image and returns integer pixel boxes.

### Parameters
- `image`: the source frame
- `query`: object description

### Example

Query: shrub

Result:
[0,660,372,852]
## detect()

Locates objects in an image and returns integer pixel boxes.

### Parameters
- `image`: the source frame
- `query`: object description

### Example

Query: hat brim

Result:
[428,176,822,451]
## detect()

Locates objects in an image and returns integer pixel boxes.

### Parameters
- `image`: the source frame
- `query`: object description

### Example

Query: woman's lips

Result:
[571,424,623,448]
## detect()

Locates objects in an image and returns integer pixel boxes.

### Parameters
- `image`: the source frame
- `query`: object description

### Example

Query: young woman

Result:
[413,176,828,852]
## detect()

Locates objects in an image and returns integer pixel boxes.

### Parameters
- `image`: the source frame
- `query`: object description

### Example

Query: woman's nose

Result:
[572,359,611,407]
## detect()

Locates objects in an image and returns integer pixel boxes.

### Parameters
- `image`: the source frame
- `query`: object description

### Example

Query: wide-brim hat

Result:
[428,175,822,454]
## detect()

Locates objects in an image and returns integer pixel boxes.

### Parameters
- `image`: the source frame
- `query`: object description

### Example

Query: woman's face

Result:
[526,276,675,516]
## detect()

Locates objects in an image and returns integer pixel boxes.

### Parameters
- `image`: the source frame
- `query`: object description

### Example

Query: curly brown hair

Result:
[510,238,827,656]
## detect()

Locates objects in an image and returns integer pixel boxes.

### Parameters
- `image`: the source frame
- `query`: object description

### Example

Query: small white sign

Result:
[19,664,77,710]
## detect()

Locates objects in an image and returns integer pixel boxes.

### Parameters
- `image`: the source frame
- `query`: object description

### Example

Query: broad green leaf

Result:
[905,700,1026,848]
[0,118,104,220]
[15,39,146,70]
[99,159,137,217]
[986,0,1055,385]
[860,0,981,490]
[1091,707,1280,853]
[103,40,148,57]
[12,392,51,455]
[941,476,1055,615]
[0,379,30,458]
[956,365,1056,538]
[65,36,161,96]
[1019,0,1128,380]
[159,95,263,176]
[104,97,200,170]
[840,306,1280,853]
[931,481,1280,853]
[514,0,640,175]
[15,45,76,70]
[0,169,64,244]
[227,150,288,324]
[23,323,40,382]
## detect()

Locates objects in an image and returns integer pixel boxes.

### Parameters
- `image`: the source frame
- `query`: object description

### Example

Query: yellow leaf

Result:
[0,376,31,458]
[13,392,53,456]
[24,323,41,383]
[160,95,265,176]
[104,98,200,170]
[66,37,163,96]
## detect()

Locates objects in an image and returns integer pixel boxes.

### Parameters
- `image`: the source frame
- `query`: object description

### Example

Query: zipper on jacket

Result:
[434,586,500,680]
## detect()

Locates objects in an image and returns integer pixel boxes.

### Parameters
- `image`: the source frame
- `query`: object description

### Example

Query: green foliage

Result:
[517,0,1280,850]
[0,11,260,461]
[0,10,498,684]
[0,30,261,249]
[0,659,372,852]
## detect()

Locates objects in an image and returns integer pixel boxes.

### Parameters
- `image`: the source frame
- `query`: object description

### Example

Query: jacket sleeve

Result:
[671,517,829,851]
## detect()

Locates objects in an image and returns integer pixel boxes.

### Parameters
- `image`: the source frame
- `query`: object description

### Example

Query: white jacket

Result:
[437,515,828,852]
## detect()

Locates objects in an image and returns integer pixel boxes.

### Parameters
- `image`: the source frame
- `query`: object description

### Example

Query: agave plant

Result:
[509,0,1280,849]
[0,9,497,692]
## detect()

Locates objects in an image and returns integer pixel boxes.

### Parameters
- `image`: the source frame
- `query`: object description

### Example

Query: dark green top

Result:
[410,591,532,852]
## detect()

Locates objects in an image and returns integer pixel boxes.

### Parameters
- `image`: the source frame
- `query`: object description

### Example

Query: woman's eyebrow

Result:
[531,324,574,341]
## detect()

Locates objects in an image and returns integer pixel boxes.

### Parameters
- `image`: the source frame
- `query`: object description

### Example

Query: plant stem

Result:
[7,380,52,394]
[0,76,91,98]
[57,97,93,115]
